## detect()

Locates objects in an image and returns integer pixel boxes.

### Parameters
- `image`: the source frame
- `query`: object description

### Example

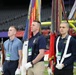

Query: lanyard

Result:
[8,40,13,53]
[56,35,71,64]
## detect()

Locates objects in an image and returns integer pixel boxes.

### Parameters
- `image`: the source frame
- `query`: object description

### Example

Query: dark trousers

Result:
[54,68,73,75]
[3,60,18,75]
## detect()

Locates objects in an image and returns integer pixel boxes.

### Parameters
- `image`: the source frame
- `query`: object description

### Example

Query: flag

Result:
[21,0,41,75]
[49,0,59,74]
[49,33,56,74]
[29,0,36,38]
[21,0,33,75]
[23,0,32,40]
[29,0,41,37]
[23,0,41,39]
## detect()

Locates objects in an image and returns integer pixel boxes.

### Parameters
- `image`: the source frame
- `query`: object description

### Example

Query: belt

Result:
[5,60,18,62]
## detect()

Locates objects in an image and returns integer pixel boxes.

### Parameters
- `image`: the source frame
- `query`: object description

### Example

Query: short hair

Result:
[33,20,41,26]
[9,25,17,31]
[33,20,41,33]
[60,22,69,28]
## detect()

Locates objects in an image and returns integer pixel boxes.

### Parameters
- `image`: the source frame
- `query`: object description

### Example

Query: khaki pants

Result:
[27,61,45,75]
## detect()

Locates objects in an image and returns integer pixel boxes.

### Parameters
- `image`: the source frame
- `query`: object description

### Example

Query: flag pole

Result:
[21,0,32,75]
[49,0,62,74]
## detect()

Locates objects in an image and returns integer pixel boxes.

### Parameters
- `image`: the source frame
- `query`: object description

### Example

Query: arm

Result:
[17,40,23,69]
[15,49,22,74]
[15,42,23,75]
[32,49,45,64]
[24,35,46,70]
[1,42,5,65]
[32,35,46,64]
[18,50,22,69]
[24,49,45,70]
[63,37,76,67]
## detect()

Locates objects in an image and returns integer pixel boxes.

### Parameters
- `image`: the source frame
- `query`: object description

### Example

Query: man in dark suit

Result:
[54,22,76,75]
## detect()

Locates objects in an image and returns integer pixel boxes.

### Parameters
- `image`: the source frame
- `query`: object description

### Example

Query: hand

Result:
[56,64,64,70]
[0,67,3,73]
[44,54,49,67]
[0,67,2,72]
[47,67,53,75]
[15,68,21,75]
[44,54,49,61]
[24,62,32,70]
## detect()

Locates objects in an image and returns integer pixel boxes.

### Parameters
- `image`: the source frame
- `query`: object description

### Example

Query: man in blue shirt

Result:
[54,22,76,75]
[3,26,23,75]
[24,20,46,75]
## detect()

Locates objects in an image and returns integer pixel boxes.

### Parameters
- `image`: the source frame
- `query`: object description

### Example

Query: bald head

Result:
[59,22,69,36]
[60,22,69,28]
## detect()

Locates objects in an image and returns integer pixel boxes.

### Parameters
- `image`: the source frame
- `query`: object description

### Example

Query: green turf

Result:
[74,67,76,75]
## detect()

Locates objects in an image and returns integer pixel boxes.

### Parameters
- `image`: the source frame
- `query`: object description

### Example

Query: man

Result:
[3,26,23,75]
[54,22,76,75]
[24,20,46,75]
